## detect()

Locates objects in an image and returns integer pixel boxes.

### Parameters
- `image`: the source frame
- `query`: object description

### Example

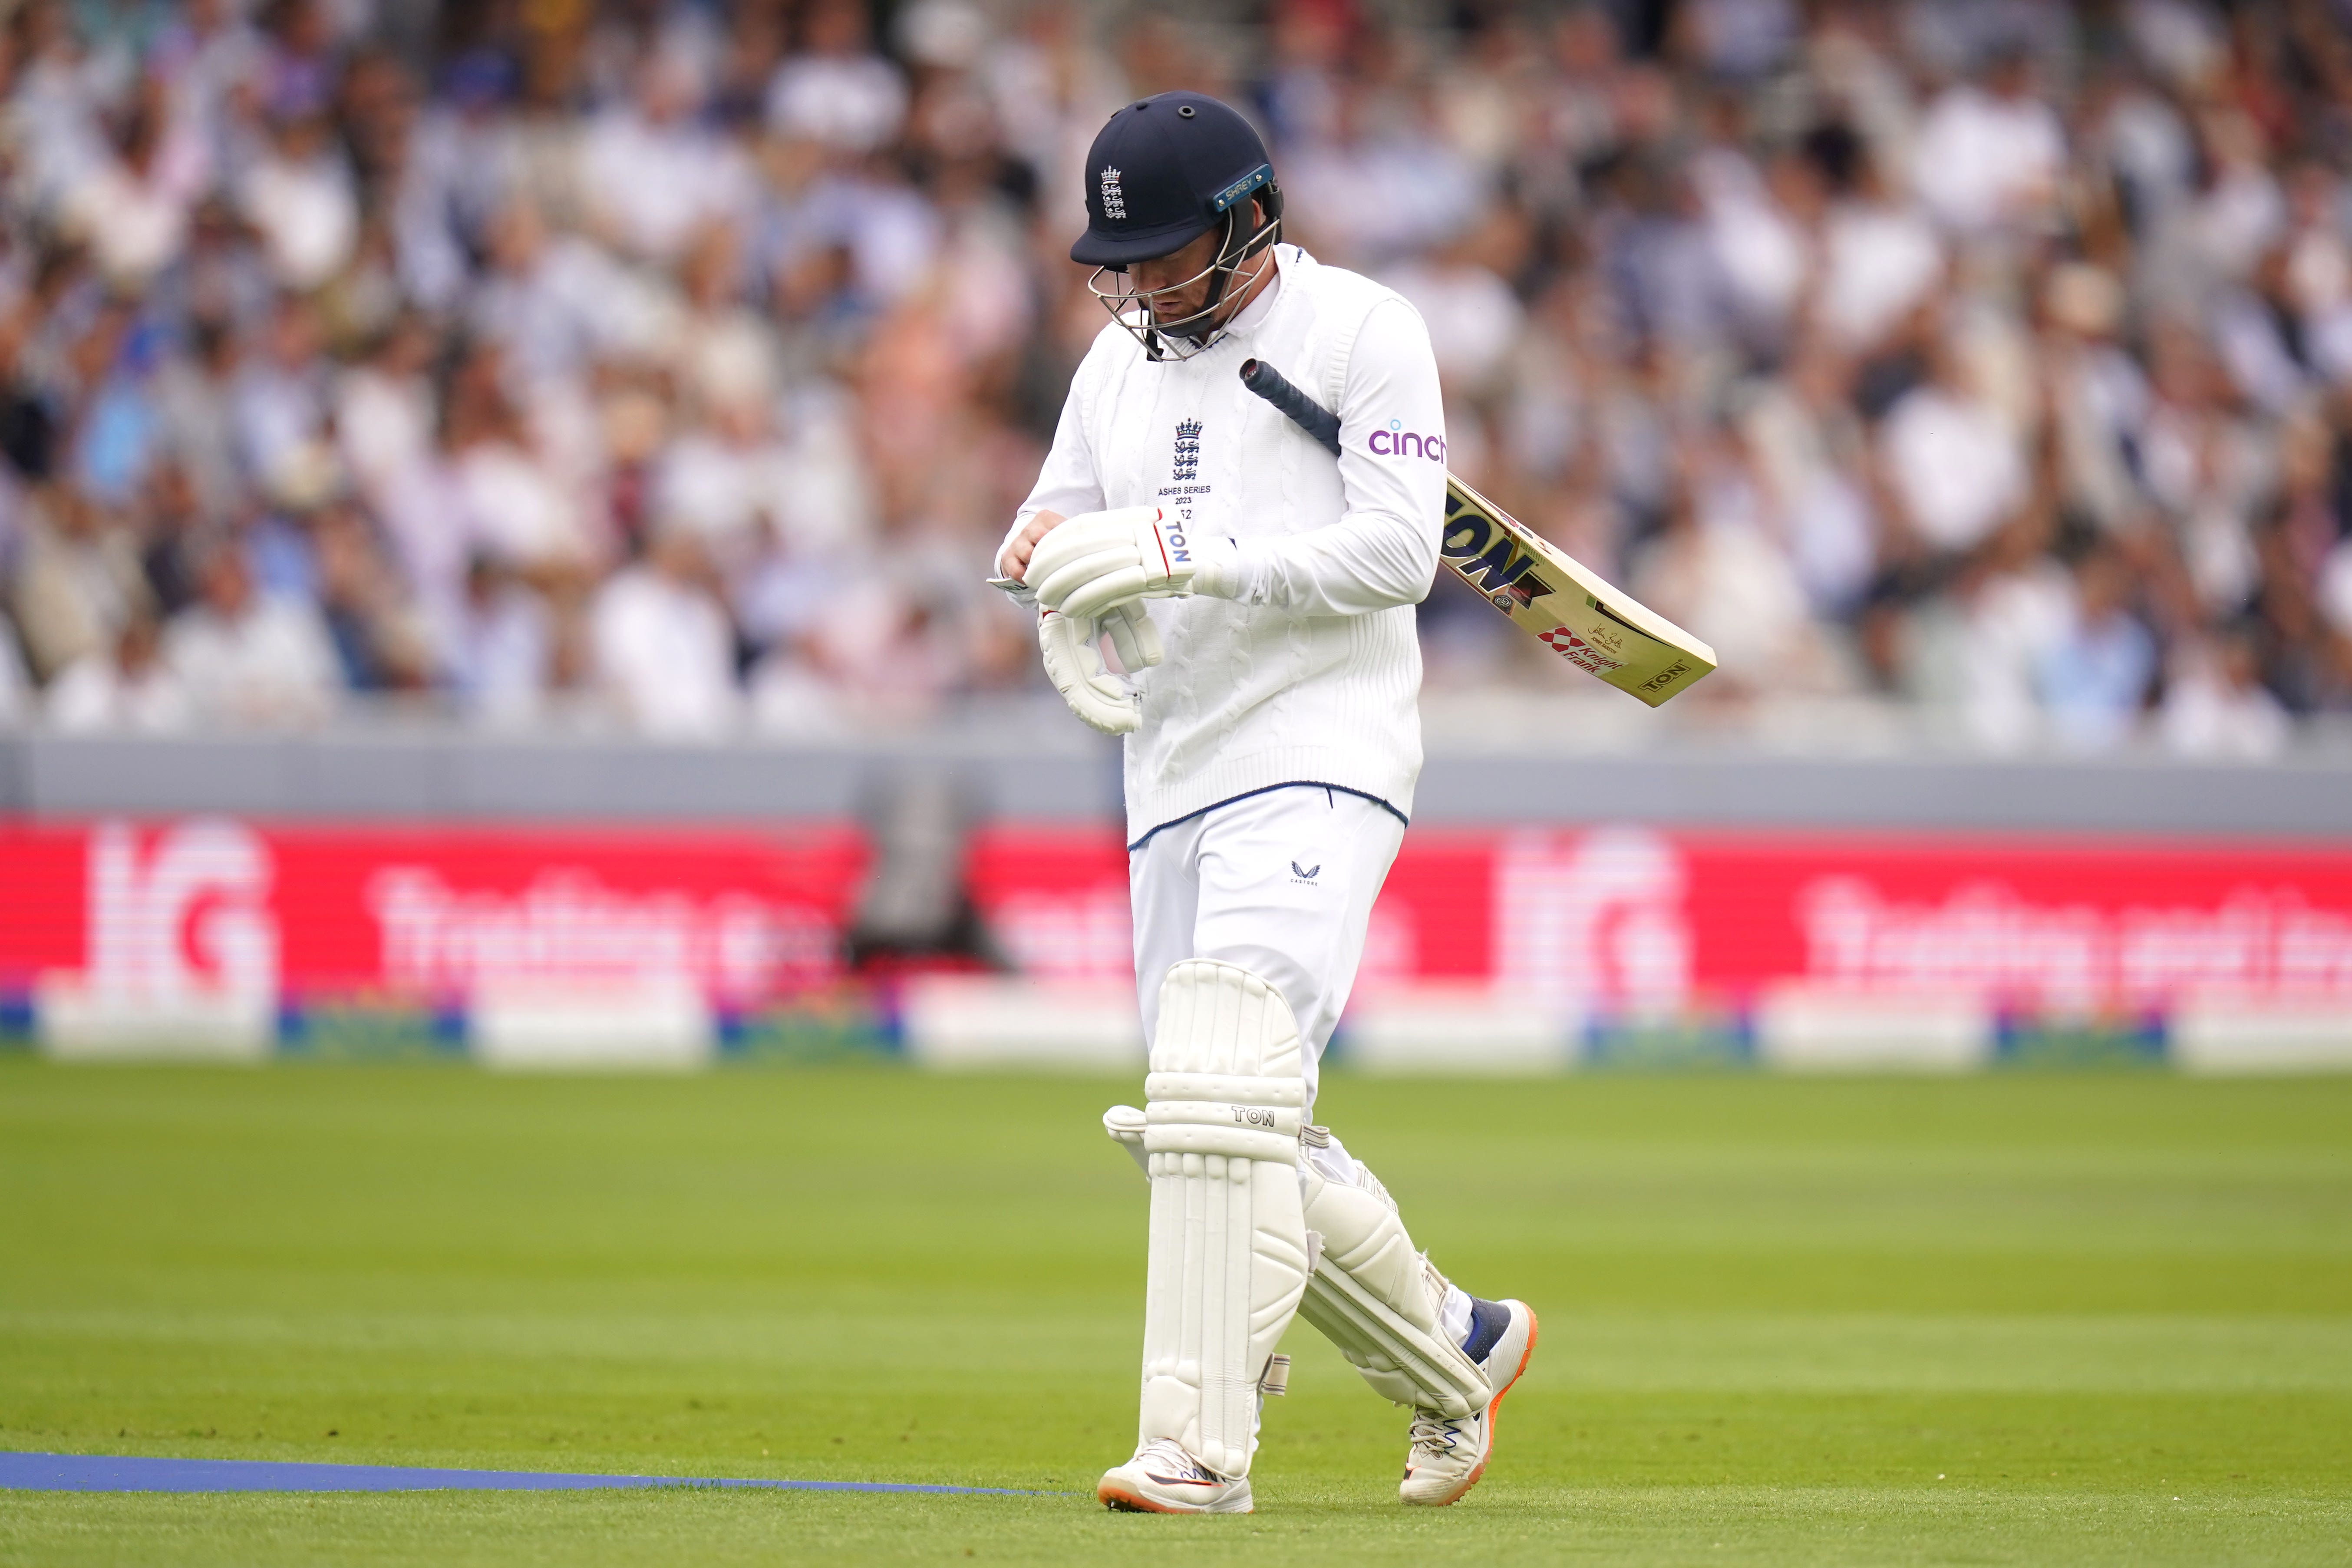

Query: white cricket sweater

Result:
[1010,244,1448,844]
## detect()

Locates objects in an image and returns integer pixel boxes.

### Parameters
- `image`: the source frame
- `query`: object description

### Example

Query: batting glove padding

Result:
[1038,603,1161,736]
[1028,505,1238,623]
[1099,599,1164,674]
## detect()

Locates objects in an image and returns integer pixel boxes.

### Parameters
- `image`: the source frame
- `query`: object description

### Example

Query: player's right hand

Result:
[996,510,1065,581]
[1031,505,1234,622]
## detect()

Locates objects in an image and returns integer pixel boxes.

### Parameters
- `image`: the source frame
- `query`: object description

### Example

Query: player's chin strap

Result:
[1151,205,1252,356]
[1103,1111,1492,1422]
[1108,189,1283,363]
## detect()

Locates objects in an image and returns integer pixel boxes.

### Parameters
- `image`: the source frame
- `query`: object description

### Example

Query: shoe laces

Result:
[1135,1437,1218,1482]
[1407,1410,1468,1461]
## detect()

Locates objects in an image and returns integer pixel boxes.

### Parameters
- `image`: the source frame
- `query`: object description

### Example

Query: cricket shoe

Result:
[1098,1438,1254,1514]
[1399,1296,1538,1506]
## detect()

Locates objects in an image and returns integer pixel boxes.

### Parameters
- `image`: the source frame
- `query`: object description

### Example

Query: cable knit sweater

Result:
[1009,244,1447,844]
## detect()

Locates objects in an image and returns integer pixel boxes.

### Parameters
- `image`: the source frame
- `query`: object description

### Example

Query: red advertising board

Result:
[970,824,2352,1015]
[4,817,2352,1018]
[0,820,865,1008]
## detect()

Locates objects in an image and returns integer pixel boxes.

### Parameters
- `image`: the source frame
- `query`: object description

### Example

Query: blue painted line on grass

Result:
[0,1452,1040,1495]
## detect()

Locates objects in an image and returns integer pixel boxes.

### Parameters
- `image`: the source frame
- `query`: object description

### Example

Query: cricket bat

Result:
[1239,359,1716,706]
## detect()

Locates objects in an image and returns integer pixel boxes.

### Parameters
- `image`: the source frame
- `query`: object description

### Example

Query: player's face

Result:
[1125,227,1225,322]
[1084,198,1274,357]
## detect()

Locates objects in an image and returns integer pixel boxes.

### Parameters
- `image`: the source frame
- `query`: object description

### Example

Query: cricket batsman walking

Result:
[993,91,1537,1514]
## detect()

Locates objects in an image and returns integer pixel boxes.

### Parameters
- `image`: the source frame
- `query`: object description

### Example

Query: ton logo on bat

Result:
[1442,507,1548,611]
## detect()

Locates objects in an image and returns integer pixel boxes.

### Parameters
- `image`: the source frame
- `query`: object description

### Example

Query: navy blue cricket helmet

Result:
[1071,92,1280,269]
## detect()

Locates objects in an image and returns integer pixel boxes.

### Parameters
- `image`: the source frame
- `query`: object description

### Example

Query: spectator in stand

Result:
[150,311,247,524]
[333,311,435,508]
[9,480,149,681]
[1910,46,2065,237]
[0,0,2343,751]
[581,45,751,265]
[450,551,551,726]
[1808,121,1946,359]
[766,0,908,155]
[438,339,600,580]
[46,612,191,733]
[0,606,28,725]
[2036,543,2160,751]
[1631,435,1843,697]
[2326,533,2352,645]
[467,201,616,386]
[231,294,332,503]
[1877,328,2028,559]
[237,106,361,292]
[311,500,430,690]
[590,522,739,738]
[59,78,208,291]
[163,533,340,727]
[2160,625,2292,759]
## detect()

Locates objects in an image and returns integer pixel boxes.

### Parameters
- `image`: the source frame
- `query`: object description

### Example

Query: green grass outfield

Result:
[0,1060,2346,1565]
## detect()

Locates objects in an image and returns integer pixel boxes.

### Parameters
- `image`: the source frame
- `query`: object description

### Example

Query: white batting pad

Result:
[1296,1150,1493,1419]
[1137,960,1313,1479]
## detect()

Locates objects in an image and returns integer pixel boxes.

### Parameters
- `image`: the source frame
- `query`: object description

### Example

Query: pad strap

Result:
[1296,1155,1492,1418]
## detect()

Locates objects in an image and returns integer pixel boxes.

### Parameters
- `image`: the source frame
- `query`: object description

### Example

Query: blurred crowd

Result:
[0,0,2351,756]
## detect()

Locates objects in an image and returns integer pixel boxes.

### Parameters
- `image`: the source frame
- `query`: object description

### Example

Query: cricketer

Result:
[991,90,1538,1515]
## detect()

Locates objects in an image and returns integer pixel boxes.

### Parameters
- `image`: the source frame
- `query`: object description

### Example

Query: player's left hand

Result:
[1028,505,1238,622]
[1039,604,1159,735]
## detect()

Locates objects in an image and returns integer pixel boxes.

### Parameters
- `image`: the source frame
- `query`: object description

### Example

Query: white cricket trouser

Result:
[1130,784,1405,1116]
[1129,783,1479,1364]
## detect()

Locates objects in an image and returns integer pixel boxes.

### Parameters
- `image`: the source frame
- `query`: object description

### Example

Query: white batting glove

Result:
[1028,505,1240,623]
[1099,599,1164,673]
[1039,607,1158,736]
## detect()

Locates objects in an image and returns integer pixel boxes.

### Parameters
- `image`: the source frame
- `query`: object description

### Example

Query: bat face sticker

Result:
[1239,356,1715,706]
[1443,505,1551,606]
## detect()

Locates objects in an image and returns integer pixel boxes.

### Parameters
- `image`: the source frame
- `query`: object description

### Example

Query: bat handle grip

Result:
[1239,358,1343,458]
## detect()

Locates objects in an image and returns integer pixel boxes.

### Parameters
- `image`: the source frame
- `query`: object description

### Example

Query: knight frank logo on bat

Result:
[1537,627,1627,673]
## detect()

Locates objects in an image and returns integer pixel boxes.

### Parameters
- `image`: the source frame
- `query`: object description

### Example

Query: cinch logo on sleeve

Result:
[1369,418,1446,461]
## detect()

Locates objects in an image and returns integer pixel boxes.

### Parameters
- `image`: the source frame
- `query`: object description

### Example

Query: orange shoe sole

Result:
[1421,1302,1541,1507]
[1097,1478,1251,1514]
